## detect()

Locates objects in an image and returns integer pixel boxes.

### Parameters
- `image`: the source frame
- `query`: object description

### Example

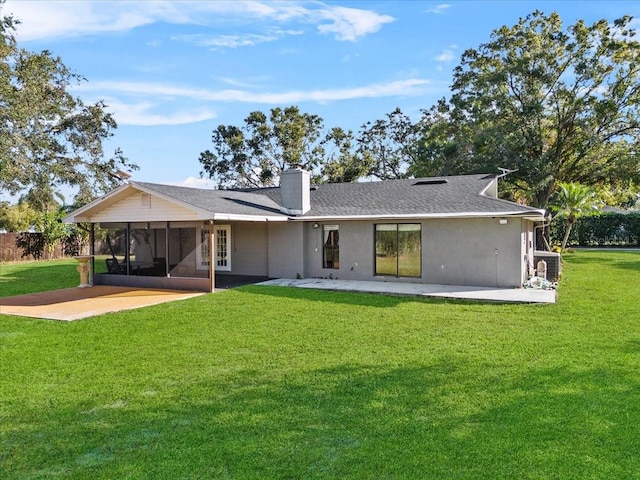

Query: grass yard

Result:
[1,250,639,479]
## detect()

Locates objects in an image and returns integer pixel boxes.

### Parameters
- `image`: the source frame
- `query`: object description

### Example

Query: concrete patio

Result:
[0,276,556,322]
[0,286,204,321]
[259,278,557,304]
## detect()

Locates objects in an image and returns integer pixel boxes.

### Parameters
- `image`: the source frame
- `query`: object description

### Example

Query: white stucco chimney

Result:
[279,166,310,215]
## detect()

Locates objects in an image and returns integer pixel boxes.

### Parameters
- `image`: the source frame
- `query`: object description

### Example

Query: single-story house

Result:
[63,168,546,292]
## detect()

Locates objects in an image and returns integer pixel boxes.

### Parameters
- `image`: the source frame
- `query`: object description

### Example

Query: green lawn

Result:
[1,251,639,479]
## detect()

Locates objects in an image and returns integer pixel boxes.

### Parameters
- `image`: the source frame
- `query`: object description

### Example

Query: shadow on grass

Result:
[236,284,490,309]
[4,360,637,479]
[563,251,640,274]
[612,258,640,271]
[0,260,78,298]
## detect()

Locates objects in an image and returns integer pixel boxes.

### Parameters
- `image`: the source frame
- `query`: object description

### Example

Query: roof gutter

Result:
[212,213,288,222]
[290,210,546,222]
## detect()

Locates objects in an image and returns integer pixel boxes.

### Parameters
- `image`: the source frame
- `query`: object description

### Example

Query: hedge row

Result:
[550,212,640,247]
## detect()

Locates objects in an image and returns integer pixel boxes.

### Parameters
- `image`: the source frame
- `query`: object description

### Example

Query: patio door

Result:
[197,225,231,272]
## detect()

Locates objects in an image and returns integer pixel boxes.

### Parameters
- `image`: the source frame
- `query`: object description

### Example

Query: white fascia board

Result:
[62,183,133,223]
[212,213,288,222]
[291,210,547,222]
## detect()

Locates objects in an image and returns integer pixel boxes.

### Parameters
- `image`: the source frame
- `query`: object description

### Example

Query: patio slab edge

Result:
[258,279,557,304]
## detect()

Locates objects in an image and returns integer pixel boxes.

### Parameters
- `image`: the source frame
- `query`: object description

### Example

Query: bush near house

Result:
[550,212,640,247]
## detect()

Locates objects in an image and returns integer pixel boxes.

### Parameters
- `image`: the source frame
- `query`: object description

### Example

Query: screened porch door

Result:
[197,225,231,272]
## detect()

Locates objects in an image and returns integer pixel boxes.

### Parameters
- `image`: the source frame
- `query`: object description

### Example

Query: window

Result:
[323,224,339,269]
[375,223,421,277]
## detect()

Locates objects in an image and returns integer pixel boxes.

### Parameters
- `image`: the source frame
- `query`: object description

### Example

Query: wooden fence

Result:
[0,233,65,263]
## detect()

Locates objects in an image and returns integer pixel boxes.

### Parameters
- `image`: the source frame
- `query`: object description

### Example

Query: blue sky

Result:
[3,0,639,199]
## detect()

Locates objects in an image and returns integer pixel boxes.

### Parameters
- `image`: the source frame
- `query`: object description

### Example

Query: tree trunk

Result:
[561,221,574,252]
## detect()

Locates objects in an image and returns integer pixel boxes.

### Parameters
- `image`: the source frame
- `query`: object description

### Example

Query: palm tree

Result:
[554,182,595,252]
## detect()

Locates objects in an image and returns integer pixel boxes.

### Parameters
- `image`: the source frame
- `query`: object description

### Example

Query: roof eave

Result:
[213,213,288,222]
[63,183,133,223]
[291,210,547,222]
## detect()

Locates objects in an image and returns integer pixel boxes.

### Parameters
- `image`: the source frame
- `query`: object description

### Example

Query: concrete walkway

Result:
[259,278,557,304]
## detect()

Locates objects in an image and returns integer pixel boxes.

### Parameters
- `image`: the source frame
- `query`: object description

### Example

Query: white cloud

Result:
[426,4,451,14]
[435,49,454,62]
[172,176,218,189]
[4,1,168,41]
[4,0,393,42]
[213,77,263,88]
[316,5,395,41]
[102,99,217,126]
[77,78,432,105]
[173,28,303,49]
[74,75,435,126]
[173,33,279,49]
[434,44,458,66]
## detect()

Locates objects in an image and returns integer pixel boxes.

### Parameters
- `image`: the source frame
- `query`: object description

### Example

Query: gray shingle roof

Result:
[134,174,543,219]
[134,182,284,217]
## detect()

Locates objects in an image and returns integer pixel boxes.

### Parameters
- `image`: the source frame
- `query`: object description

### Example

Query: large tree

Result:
[320,127,372,183]
[357,107,423,180]
[412,11,640,208]
[199,106,326,188]
[0,10,135,208]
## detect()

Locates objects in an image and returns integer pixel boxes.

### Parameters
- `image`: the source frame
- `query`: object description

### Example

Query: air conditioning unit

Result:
[533,250,561,282]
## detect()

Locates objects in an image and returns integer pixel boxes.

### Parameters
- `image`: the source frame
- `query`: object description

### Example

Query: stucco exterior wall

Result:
[268,222,305,279]
[302,217,530,288]
[229,222,269,276]
[422,217,524,288]
[304,221,375,281]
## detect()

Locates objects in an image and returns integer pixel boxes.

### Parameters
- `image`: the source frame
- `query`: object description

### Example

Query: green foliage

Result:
[0,8,136,207]
[553,182,597,251]
[0,201,37,231]
[35,210,69,256]
[319,127,372,183]
[199,106,326,188]
[550,211,640,247]
[1,252,640,478]
[11,209,88,258]
[412,11,640,208]
[199,106,423,187]
[357,107,423,180]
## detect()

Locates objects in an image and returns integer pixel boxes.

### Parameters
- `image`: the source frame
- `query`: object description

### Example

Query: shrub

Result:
[550,212,640,247]
[15,232,45,260]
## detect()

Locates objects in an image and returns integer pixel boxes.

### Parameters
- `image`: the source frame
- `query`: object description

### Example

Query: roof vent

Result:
[310,185,318,191]
[413,179,448,186]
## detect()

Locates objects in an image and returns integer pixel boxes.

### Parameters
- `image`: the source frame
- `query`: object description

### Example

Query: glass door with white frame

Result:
[197,225,231,272]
